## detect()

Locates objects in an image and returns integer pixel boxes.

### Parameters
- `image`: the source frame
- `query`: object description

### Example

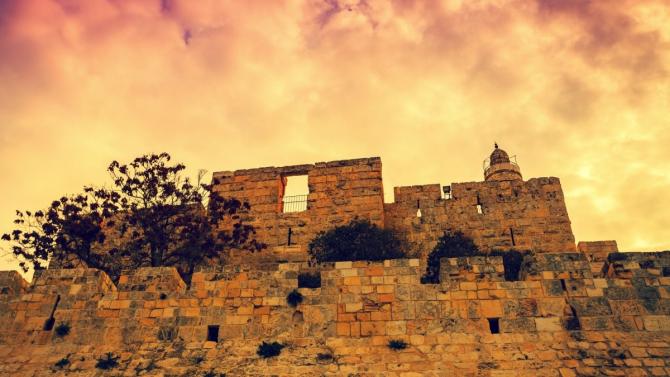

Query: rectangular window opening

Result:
[487,318,500,334]
[207,325,219,342]
[476,194,483,214]
[282,175,308,213]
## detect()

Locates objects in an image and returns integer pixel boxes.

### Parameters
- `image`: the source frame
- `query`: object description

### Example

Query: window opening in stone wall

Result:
[487,318,500,334]
[560,279,567,292]
[442,185,451,199]
[509,228,516,246]
[207,325,219,342]
[476,195,483,214]
[416,199,422,218]
[282,175,308,213]
[287,227,293,246]
[43,294,61,331]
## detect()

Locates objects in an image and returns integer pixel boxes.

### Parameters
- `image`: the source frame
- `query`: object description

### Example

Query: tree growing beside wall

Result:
[1,153,264,281]
[421,231,480,283]
[308,219,407,262]
[421,231,531,283]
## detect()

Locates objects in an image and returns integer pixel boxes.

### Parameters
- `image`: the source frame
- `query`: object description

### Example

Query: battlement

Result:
[0,252,669,376]
[212,154,577,262]
[1,150,667,376]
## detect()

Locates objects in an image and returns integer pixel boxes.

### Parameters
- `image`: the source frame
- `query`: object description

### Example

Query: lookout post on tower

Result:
[483,143,523,181]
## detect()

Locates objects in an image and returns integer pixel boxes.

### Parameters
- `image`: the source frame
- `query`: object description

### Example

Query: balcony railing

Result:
[282,194,308,213]
[483,155,519,177]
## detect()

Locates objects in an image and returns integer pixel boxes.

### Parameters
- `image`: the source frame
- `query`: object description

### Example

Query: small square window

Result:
[207,325,219,342]
[487,318,500,334]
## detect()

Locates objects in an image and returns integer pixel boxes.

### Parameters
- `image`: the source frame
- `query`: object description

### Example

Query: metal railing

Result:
[483,155,519,176]
[282,194,308,213]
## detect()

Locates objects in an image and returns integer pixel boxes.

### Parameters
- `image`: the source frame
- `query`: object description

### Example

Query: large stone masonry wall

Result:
[384,177,577,257]
[1,252,669,376]
[212,157,384,248]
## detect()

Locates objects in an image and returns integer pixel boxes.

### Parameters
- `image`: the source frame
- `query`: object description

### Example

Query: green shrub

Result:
[308,219,406,262]
[95,353,120,370]
[157,326,176,341]
[421,231,479,283]
[286,289,303,307]
[298,272,321,288]
[422,232,532,283]
[257,341,284,358]
[54,357,70,369]
[203,371,226,377]
[54,322,70,337]
[316,353,334,362]
[489,250,530,281]
[387,339,408,350]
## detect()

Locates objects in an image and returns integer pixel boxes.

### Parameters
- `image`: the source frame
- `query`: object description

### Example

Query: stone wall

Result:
[212,157,577,262]
[1,251,669,376]
[211,157,385,249]
[384,177,577,257]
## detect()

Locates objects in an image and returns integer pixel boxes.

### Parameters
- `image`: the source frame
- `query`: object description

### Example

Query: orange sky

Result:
[1,0,669,274]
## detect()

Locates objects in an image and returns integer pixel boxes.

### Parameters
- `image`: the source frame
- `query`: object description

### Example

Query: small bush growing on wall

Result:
[316,353,334,362]
[203,371,226,377]
[158,326,176,341]
[422,232,532,283]
[54,356,70,369]
[257,341,285,358]
[298,272,321,288]
[387,339,408,350]
[308,219,406,262]
[489,250,531,281]
[422,231,479,283]
[286,289,303,307]
[95,353,120,370]
[54,322,70,337]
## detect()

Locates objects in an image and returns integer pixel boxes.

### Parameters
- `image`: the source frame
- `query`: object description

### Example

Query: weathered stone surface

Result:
[1,155,668,376]
[1,253,669,376]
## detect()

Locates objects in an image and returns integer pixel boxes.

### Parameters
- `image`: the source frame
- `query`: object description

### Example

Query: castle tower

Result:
[484,143,523,181]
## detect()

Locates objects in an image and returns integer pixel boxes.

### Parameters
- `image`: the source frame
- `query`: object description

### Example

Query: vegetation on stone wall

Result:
[308,219,407,262]
[422,231,479,283]
[422,231,531,283]
[489,250,531,281]
[286,289,303,307]
[1,153,264,282]
[95,352,120,370]
[257,341,284,358]
[53,356,70,369]
[54,322,70,337]
[388,339,408,351]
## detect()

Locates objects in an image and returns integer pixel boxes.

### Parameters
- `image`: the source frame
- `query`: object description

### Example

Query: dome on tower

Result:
[490,144,510,165]
[484,143,522,182]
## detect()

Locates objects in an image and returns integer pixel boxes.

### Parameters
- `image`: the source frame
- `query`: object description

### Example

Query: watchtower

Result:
[484,143,523,182]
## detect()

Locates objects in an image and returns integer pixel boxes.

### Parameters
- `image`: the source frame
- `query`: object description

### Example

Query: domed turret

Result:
[484,143,522,181]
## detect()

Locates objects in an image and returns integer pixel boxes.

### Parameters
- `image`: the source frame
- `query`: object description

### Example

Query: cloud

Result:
[1,0,669,273]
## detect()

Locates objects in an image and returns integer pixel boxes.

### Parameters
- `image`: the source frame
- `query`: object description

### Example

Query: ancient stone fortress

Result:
[1,147,669,376]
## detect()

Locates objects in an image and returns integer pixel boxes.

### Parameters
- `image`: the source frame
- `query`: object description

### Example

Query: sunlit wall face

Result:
[1,0,669,274]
